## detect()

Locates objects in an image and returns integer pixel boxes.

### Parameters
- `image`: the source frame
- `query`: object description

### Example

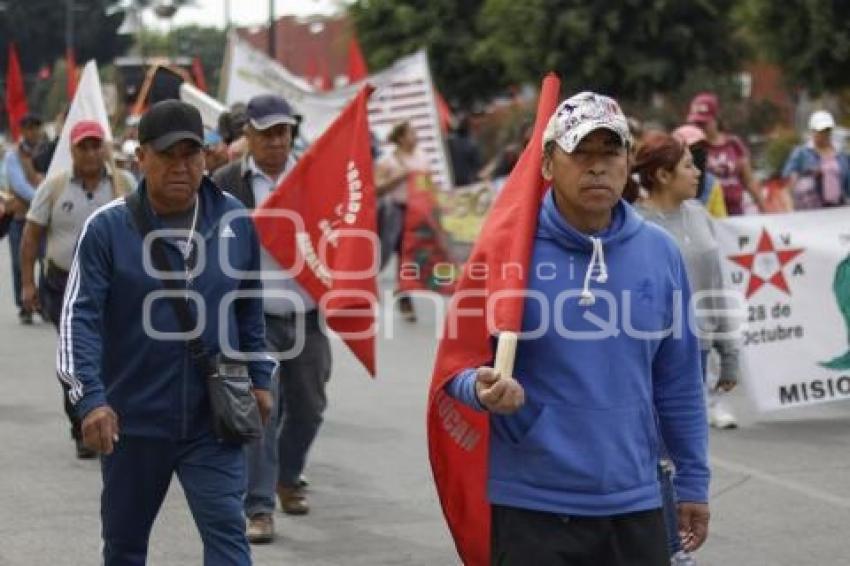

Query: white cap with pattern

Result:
[542,91,631,153]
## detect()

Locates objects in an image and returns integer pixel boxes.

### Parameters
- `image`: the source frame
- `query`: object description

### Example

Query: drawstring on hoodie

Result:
[579,237,608,306]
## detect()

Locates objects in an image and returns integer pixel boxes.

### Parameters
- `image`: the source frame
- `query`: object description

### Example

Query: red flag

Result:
[191,56,208,93]
[5,43,28,142]
[426,73,560,566]
[254,86,378,376]
[434,89,453,134]
[66,48,79,100]
[346,35,368,83]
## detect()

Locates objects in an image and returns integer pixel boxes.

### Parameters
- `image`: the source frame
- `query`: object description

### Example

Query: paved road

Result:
[1,246,849,565]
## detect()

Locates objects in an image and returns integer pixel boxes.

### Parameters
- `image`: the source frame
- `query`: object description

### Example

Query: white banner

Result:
[220,33,452,188]
[46,61,113,180]
[716,207,850,411]
[180,82,226,131]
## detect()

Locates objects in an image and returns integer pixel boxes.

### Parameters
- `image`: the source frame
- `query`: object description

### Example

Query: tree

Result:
[0,0,131,74]
[349,0,507,107]
[737,0,850,94]
[475,0,747,102]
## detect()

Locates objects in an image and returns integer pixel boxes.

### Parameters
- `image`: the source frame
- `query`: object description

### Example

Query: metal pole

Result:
[66,0,74,60]
[224,0,232,32]
[268,0,276,59]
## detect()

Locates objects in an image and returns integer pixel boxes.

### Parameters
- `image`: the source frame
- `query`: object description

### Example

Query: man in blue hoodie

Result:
[446,92,710,564]
[58,100,275,565]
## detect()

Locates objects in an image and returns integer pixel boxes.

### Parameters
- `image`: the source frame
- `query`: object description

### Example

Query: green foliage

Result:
[738,0,850,93]
[0,0,131,73]
[349,0,506,106]
[350,0,747,106]
[761,129,800,176]
[476,0,746,101]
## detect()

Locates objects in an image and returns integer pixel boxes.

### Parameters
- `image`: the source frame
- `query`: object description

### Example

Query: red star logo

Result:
[728,229,804,298]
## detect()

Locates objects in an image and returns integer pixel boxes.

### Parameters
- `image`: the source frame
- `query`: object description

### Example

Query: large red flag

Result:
[254,86,378,376]
[426,73,560,565]
[6,43,28,141]
[346,35,368,83]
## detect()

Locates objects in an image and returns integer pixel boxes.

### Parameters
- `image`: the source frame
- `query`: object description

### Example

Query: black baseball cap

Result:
[138,99,204,152]
[246,94,298,130]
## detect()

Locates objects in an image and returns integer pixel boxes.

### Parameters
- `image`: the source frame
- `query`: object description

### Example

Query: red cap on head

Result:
[70,120,106,146]
[686,93,719,124]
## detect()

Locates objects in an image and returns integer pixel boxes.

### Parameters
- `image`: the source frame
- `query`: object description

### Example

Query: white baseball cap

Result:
[542,91,631,153]
[809,110,835,132]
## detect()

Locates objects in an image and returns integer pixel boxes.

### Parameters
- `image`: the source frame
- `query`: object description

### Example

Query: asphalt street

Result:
[1,246,849,566]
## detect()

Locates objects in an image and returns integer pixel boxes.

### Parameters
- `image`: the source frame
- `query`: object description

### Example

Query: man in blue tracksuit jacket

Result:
[447,92,710,565]
[57,100,275,565]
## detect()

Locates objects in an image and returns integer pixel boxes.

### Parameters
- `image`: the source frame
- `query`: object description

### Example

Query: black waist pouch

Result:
[207,355,262,444]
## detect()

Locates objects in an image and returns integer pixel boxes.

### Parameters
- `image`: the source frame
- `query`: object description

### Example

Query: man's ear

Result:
[542,156,554,181]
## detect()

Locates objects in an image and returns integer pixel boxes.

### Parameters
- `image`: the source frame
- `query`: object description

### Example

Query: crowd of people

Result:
[0,81,847,566]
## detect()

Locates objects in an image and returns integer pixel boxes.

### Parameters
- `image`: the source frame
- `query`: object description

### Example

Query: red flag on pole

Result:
[346,35,368,83]
[434,89,453,134]
[6,43,29,142]
[191,56,208,93]
[254,86,378,376]
[66,48,79,100]
[426,73,560,566]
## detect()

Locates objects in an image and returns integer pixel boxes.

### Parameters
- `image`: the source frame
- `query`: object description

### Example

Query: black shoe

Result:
[75,439,97,460]
[18,309,33,325]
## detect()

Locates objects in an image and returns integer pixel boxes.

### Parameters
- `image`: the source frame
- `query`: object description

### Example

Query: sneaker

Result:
[18,309,33,325]
[671,550,697,566]
[246,513,274,544]
[296,474,309,489]
[708,400,738,429]
[75,438,97,460]
[277,484,309,515]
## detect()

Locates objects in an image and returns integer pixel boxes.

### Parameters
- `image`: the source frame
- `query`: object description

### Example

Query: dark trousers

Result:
[8,218,24,309]
[101,433,250,566]
[41,262,81,440]
[244,311,332,516]
[491,505,669,566]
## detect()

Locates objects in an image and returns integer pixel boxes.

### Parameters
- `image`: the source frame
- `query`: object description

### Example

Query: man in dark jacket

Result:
[58,100,274,565]
[213,94,332,543]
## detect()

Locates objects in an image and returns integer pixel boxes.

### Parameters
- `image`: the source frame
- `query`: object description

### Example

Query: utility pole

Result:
[224,0,232,32]
[268,0,276,59]
[66,0,75,61]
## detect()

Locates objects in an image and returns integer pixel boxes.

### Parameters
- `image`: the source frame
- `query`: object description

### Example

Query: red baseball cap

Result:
[70,120,106,146]
[686,93,719,124]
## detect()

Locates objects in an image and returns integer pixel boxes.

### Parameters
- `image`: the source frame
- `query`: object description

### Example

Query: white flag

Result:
[180,82,226,131]
[220,33,453,188]
[46,61,112,180]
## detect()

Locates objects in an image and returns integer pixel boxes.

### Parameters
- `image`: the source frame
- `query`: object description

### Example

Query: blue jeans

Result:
[7,218,24,309]
[101,432,250,566]
[244,312,332,517]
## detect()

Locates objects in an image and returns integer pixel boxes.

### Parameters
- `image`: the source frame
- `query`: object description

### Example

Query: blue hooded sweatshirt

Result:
[447,189,709,516]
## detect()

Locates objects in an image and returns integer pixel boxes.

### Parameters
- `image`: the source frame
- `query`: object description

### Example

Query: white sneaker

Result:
[671,550,697,565]
[709,399,738,429]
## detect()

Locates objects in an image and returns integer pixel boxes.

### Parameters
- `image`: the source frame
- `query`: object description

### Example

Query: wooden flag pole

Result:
[493,331,518,379]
